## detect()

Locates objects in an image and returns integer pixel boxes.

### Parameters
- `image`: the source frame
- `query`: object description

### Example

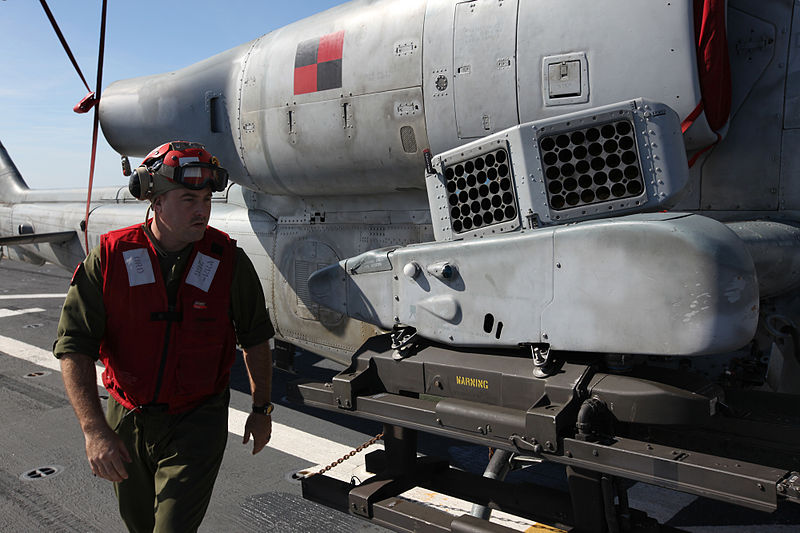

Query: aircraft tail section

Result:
[0,140,29,203]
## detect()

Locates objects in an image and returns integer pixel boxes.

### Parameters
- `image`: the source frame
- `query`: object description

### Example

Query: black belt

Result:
[134,403,170,414]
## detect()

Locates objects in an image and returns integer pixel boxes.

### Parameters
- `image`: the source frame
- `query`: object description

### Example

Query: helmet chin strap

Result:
[142,204,170,257]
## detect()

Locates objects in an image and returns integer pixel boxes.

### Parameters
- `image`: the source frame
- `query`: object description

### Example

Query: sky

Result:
[0,0,346,189]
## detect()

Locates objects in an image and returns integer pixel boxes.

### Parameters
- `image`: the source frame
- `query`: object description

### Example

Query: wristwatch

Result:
[252,402,274,415]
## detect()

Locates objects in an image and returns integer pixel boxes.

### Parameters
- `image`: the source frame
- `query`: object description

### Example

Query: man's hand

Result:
[84,425,131,482]
[242,412,272,455]
[60,353,130,482]
[241,341,273,455]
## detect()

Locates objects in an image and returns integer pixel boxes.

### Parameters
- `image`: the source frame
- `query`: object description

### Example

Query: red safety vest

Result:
[98,223,237,413]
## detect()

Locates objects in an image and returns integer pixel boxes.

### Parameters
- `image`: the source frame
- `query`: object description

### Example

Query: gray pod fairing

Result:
[310,213,759,356]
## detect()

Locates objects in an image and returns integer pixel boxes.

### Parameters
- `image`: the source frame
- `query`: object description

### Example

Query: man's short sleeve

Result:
[53,245,106,359]
[230,247,274,348]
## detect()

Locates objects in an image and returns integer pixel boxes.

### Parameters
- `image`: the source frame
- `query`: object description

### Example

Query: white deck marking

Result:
[0,334,538,531]
[228,408,353,464]
[0,294,68,300]
[0,335,61,371]
[0,334,355,463]
[0,308,45,318]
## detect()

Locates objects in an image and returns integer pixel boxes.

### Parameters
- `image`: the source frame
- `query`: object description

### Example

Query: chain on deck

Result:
[310,432,384,477]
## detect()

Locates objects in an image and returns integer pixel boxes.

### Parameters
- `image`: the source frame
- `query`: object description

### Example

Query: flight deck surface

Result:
[0,260,797,532]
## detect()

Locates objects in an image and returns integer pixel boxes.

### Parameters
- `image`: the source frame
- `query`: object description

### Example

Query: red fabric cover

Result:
[99,224,237,413]
[693,0,731,132]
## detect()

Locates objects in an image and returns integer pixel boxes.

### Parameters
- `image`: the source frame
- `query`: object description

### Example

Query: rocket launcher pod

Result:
[309,100,758,356]
[426,98,690,240]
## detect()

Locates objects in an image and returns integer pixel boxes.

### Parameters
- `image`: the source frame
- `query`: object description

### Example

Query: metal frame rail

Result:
[293,380,799,533]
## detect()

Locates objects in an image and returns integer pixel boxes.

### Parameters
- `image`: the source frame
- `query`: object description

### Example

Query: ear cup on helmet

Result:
[128,167,153,200]
[127,172,141,199]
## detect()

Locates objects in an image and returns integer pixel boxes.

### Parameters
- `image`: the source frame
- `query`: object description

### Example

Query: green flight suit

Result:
[54,225,274,533]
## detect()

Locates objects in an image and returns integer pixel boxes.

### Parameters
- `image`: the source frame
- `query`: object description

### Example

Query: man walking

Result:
[54,141,274,532]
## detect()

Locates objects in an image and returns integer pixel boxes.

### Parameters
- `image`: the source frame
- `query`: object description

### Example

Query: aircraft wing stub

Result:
[0,231,77,246]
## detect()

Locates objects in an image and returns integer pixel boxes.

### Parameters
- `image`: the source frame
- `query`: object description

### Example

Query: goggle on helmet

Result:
[142,141,229,192]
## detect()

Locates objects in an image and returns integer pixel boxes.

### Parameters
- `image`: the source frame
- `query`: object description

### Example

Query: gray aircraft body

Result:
[2,1,799,531]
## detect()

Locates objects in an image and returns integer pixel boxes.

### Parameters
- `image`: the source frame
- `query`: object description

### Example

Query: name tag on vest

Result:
[185,252,220,292]
[122,248,156,287]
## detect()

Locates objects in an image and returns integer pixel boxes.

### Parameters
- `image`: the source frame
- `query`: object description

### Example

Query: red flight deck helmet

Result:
[129,141,229,200]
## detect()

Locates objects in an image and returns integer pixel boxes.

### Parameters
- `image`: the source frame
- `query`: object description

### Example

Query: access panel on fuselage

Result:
[452,0,519,139]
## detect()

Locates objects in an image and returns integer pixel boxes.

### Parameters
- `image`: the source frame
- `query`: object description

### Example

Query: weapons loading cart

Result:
[289,101,800,533]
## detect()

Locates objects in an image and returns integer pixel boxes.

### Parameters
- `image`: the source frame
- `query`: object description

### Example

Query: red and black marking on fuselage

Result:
[294,30,345,95]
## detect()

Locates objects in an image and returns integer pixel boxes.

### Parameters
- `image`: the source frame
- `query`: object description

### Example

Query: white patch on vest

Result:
[185,252,220,292]
[122,248,156,287]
